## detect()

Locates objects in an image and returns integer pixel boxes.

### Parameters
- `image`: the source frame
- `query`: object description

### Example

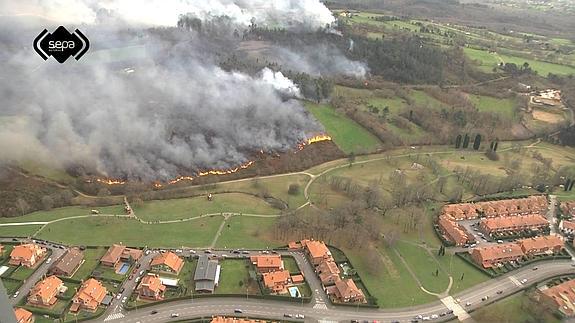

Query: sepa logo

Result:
[33,26,90,63]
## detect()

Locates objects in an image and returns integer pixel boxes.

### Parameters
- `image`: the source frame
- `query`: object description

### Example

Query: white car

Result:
[295,314,305,319]
[116,293,122,300]
[521,278,528,284]
[431,314,439,319]
[46,257,52,264]
[171,313,180,318]
[422,316,430,321]
[122,296,128,303]
[13,291,19,298]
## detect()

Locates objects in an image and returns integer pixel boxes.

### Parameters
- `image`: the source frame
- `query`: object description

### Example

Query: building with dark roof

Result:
[49,247,84,277]
[194,255,220,293]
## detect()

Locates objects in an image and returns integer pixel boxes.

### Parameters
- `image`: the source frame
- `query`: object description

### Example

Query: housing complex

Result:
[9,243,47,268]
[27,275,64,307]
[290,239,366,303]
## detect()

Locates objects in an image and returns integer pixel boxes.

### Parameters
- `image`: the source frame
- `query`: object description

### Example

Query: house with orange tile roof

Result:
[136,273,166,300]
[291,274,305,284]
[71,278,108,312]
[470,243,524,269]
[10,243,47,268]
[518,235,564,256]
[438,215,473,246]
[288,241,302,250]
[316,259,341,285]
[262,270,291,294]
[100,244,142,270]
[302,240,333,266]
[561,202,575,218]
[326,278,366,303]
[537,279,575,317]
[249,255,283,273]
[150,252,184,275]
[560,220,575,235]
[14,308,34,323]
[27,275,64,307]
[479,214,548,236]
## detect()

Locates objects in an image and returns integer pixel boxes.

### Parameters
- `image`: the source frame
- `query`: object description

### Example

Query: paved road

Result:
[93,254,575,323]
[0,238,67,305]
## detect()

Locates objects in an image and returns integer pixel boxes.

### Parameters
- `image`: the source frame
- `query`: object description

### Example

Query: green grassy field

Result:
[0,205,125,223]
[0,225,42,237]
[10,265,37,281]
[133,193,277,222]
[346,246,437,307]
[283,257,300,274]
[464,48,504,72]
[35,216,224,247]
[409,90,449,110]
[305,102,382,154]
[439,252,490,294]
[215,216,278,249]
[471,291,561,323]
[395,241,450,294]
[1,278,22,294]
[469,94,518,120]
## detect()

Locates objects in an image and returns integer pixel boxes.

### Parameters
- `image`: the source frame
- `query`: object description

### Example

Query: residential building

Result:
[479,214,548,236]
[291,274,304,284]
[470,243,524,268]
[100,244,142,269]
[538,279,575,317]
[14,308,34,323]
[150,252,184,275]
[518,235,564,256]
[262,270,291,294]
[249,255,283,273]
[316,259,341,285]
[136,273,166,301]
[27,276,64,307]
[71,278,108,312]
[49,247,84,277]
[561,202,575,218]
[560,220,575,235]
[194,255,220,293]
[326,278,366,303]
[10,243,47,268]
[302,240,333,266]
[441,203,478,220]
[438,215,472,246]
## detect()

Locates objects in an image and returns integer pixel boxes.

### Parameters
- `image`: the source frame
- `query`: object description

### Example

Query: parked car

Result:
[284,314,293,318]
[13,291,19,298]
[521,278,528,284]
[496,290,503,294]
[465,302,472,306]
[431,314,439,319]
[46,257,52,264]
[482,296,489,301]
[171,313,179,318]
[234,309,243,313]
[295,314,305,319]
[446,310,454,314]
[497,240,503,244]
[122,296,127,303]
[532,267,538,271]
[204,250,212,254]
[150,310,158,315]
[241,250,250,254]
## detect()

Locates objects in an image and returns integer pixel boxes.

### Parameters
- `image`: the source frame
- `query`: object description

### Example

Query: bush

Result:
[288,184,301,195]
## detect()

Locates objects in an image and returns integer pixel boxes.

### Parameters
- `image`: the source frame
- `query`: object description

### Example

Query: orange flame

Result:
[96,134,330,187]
[96,178,126,185]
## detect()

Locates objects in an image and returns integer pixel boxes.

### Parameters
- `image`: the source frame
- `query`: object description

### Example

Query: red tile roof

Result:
[541,279,575,316]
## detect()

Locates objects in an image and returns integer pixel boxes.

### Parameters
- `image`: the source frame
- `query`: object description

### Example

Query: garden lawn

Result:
[437,252,490,294]
[345,246,437,308]
[305,102,382,154]
[134,193,277,222]
[0,225,43,237]
[215,259,256,294]
[471,291,560,323]
[215,216,278,249]
[0,205,124,223]
[35,216,224,247]
[93,263,128,282]
[10,265,38,281]
[1,278,22,294]
[72,247,107,280]
[283,256,301,274]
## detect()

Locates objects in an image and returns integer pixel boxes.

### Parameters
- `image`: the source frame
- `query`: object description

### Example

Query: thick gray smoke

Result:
[0,0,335,30]
[0,27,323,181]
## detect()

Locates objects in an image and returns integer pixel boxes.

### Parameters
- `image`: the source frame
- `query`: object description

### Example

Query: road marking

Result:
[509,276,522,287]
[313,303,328,309]
[441,296,471,321]
[104,313,125,321]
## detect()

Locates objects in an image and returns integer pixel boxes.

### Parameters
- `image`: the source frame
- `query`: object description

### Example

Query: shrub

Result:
[288,184,301,195]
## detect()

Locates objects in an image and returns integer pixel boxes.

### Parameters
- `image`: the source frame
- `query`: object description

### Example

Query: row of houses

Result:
[289,239,366,304]
[438,196,549,246]
[442,195,547,221]
[250,254,303,294]
[134,251,187,301]
[470,235,564,268]
[26,275,110,312]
